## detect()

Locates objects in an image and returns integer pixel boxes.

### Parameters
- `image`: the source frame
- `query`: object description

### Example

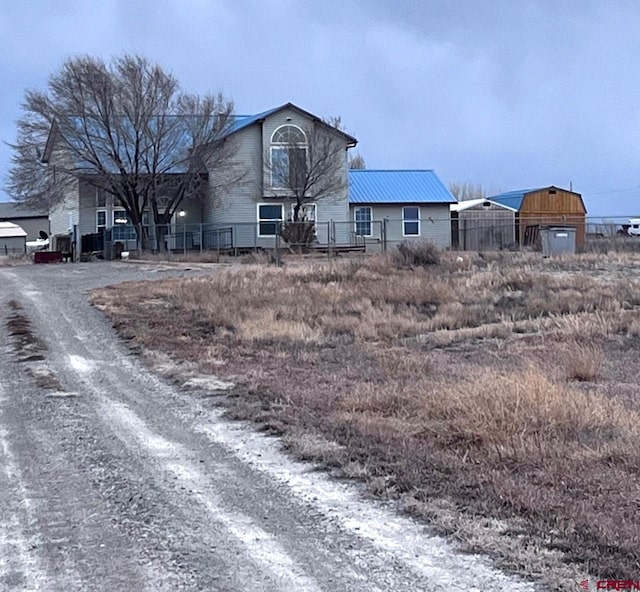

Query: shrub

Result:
[240,251,278,265]
[279,220,316,249]
[392,241,440,268]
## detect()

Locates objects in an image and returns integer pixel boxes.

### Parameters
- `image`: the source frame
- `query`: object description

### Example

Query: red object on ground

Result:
[34,251,63,264]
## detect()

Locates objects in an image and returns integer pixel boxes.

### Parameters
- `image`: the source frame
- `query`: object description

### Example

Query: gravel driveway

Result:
[0,261,536,592]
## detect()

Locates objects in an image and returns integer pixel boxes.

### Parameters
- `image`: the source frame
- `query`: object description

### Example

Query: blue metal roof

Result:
[488,188,546,211]
[225,103,358,145]
[225,106,284,136]
[349,170,455,204]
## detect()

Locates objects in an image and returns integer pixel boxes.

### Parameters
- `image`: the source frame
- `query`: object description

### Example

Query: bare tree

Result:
[6,55,240,248]
[348,152,366,169]
[263,117,354,247]
[449,182,488,201]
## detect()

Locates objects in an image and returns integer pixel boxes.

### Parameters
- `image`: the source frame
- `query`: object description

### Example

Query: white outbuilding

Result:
[0,222,27,255]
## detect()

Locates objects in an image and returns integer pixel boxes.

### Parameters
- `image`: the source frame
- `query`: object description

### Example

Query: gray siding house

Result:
[349,170,455,250]
[203,103,357,249]
[47,103,358,254]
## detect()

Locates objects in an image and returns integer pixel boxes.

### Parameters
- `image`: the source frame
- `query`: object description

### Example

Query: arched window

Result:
[270,125,307,189]
[156,196,171,212]
[271,125,306,145]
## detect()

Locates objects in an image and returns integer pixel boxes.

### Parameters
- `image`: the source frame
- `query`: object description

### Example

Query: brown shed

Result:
[488,186,587,248]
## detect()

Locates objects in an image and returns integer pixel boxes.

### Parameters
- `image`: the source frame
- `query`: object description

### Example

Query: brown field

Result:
[92,247,640,591]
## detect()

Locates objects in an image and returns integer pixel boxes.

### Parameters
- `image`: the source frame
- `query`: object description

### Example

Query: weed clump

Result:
[392,241,440,268]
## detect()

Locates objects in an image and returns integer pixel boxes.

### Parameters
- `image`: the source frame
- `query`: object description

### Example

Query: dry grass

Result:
[92,250,640,590]
[0,254,31,267]
[129,250,222,263]
[558,341,603,382]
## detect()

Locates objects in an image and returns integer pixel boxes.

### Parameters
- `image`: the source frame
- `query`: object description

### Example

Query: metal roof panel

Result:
[487,188,547,211]
[0,202,48,219]
[0,222,28,238]
[349,170,455,204]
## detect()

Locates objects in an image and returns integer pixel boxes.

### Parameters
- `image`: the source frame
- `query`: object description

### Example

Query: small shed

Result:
[450,198,517,250]
[0,222,27,255]
[488,186,587,249]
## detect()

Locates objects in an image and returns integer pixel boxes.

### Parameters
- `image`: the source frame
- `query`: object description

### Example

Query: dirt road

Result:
[0,262,536,591]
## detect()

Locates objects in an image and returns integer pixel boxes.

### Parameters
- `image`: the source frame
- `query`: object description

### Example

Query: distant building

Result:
[450,198,517,250]
[488,186,587,249]
[0,202,49,242]
[0,221,27,255]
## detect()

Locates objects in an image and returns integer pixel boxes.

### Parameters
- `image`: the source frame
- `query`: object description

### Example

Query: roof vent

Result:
[482,201,491,208]
[549,189,557,195]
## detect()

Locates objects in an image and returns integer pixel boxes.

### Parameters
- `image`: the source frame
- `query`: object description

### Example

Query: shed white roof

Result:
[0,222,28,238]
[450,198,518,213]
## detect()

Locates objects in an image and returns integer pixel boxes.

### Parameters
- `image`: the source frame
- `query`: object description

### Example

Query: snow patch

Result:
[68,355,94,373]
[0,385,47,590]
[46,391,80,399]
[182,375,234,391]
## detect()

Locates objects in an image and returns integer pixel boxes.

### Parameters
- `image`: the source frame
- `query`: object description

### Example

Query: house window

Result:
[95,187,106,208]
[113,209,136,240]
[289,203,316,222]
[258,204,283,236]
[96,210,106,233]
[354,206,372,236]
[113,210,130,225]
[270,125,307,189]
[403,206,420,236]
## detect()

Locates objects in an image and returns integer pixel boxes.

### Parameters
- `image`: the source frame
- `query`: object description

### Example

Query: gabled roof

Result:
[0,202,48,219]
[349,170,455,204]
[488,186,586,212]
[0,222,28,238]
[225,102,358,145]
[451,198,518,213]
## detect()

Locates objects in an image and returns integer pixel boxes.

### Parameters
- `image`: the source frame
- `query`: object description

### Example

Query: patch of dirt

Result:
[5,300,64,392]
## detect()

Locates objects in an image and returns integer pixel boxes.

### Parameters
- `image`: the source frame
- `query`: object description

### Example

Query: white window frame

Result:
[257,203,284,237]
[271,124,306,144]
[95,186,106,208]
[96,209,107,233]
[354,206,372,237]
[289,203,316,222]
[113,209,129,225]
[402,206,421,237]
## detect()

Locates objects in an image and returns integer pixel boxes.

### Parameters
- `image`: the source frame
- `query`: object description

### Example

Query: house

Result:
[450,198,517,250]
[487,186,587,249]
[0,202,49,242]
[348,170,455,250]
[46,103,358,254]
[0,222,27,255]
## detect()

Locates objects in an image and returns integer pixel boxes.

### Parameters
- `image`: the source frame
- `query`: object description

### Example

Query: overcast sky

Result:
[1,0,639,216]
